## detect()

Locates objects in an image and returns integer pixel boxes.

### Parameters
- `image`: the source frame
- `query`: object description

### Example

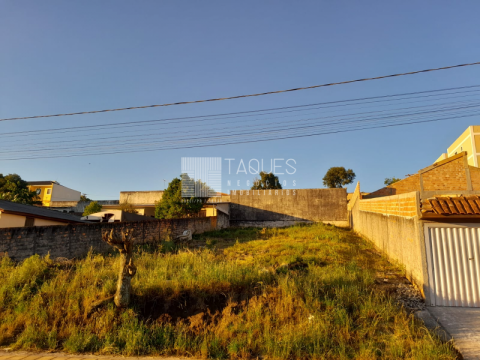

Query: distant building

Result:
[102,190,164,217]
[100,190,230,218]
[81,209,152,223]
[435,126,480,167]
[27,181,81,207]
[0,200,85,228]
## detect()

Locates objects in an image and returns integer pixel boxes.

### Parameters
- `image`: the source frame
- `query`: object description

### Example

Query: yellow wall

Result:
[437,126,479,167]
[447,127,471,155]
[435,153,448,163]
[34,218,67,226]
[205,207,217,217]
[28,185,53,206]
[0,213,27,228]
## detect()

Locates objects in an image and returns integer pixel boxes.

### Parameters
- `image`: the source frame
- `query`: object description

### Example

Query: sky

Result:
[1,1,480,199]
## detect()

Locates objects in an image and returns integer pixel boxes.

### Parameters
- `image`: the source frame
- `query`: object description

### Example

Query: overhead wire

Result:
[4,97,480,151]
[1,61,480,122]
[2,103,479,159]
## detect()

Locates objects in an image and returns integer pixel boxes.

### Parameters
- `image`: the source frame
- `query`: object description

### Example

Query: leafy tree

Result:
[80,194,91,202]
[251,172,282,190]
[83,201,103,216]
[322,167,356,188]
[384,177,401,186]
[119,202,138,214]
[0,173,41,205]
[155,176,206,219]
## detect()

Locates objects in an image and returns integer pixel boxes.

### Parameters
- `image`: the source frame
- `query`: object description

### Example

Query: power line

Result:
[2,84,480,140]
[2,61,480,122]
[1,104,479,160]
[1,112,477,161]
[4,97,480,151]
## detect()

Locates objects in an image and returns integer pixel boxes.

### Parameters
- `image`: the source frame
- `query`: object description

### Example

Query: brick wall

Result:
[0,217,218,261]
[364,174,421,199]
[422,156,467,191]
[365,153,472,199]
[469,166,480,191]
[359,192,418,218]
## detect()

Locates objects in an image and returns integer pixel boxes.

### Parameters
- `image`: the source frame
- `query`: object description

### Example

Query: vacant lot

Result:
[0,224,456,359]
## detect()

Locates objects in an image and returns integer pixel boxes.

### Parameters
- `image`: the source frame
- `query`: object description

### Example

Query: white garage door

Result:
[425,223,480,307]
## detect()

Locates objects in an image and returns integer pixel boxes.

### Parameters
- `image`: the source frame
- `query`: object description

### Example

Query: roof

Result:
[0,200,86,223]
[421,195,480,216]
[27,181,59,186]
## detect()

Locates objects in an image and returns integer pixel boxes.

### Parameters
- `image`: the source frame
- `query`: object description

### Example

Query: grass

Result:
[0,223,457,359]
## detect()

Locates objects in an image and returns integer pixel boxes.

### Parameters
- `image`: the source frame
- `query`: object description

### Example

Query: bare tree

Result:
[102,228,137,308]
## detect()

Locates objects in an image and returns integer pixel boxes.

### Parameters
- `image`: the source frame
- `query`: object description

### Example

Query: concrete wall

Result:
[120,191,163,205]
[0,216,219,261]
[350,189,428,296]
[49,200,120,214]
[230,188,348,227]
[214,210,229,229]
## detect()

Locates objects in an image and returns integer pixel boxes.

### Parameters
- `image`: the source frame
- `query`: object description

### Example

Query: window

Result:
[36,188,41,195]
[24,217,34,227]
[47,189,51,195]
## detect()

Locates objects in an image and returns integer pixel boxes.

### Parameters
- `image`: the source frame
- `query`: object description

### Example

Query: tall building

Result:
[435,126,480,167]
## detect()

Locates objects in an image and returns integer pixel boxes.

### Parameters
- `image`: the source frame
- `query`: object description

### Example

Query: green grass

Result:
[0,223,457,359]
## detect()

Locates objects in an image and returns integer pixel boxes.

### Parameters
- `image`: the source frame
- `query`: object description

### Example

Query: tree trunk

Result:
[114,248,136,307]
[102,228,137,308]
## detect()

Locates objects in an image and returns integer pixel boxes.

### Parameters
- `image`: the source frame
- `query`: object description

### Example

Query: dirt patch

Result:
[134,288,255,325]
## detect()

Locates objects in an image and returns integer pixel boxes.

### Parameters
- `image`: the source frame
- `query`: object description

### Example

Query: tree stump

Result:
[102,228,137,308]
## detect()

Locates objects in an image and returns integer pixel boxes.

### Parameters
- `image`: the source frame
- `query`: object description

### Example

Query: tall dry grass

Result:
[0,223,456,359]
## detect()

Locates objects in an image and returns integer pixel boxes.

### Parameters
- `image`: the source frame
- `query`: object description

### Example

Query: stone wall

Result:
[230,188,348,227]
[0,217,217,261]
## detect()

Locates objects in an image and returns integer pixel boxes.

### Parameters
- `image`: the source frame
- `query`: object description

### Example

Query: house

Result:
[436,125,480,166]
[27,181,81,207]
[101,190,230,218]
[81,210,153,223]
[0,200,85,228]
[101,190,164,216]
[364,152,480,199]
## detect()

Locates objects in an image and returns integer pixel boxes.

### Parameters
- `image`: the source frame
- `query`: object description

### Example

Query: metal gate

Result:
[425,223,480,307]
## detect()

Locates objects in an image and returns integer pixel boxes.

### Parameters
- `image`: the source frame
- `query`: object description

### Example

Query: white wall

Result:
[51,183,81,202]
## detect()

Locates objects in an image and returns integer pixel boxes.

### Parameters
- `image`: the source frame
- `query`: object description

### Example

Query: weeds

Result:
[0,223,456,359]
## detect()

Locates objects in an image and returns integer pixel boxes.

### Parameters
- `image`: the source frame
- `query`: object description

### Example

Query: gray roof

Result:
[27,181,59,186]
[0,200,86,223]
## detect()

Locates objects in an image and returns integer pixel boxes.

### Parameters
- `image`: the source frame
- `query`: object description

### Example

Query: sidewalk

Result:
[0,350,197,360]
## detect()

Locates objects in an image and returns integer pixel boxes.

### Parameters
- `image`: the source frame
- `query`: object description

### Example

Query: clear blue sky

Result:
[1,1,480,199]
